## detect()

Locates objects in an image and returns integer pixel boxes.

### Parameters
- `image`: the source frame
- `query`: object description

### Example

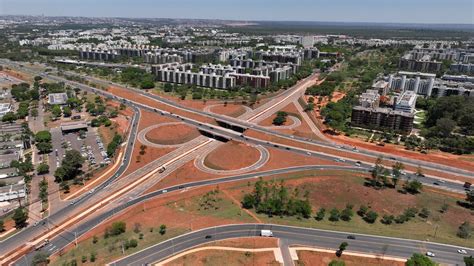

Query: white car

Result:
[458,249,467,254]
[426,251,435,257]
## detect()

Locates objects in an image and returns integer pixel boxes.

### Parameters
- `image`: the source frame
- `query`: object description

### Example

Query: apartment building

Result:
[351,106,414,134]
[387,71,436,96]
[152,63,235,89]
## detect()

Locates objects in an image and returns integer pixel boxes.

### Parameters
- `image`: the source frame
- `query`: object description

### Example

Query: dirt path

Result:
[222,189,262,223]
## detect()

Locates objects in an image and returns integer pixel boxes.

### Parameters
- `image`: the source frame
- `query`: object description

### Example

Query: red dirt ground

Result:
[1,70,30,82]
[73,184,257,248]
[121,111,178,176]
[108,86,216,125]
[297,250,404,266]
[302,95,474,173]
[209,104,247,118]
[204,141,261,170]
[259,113,294,127]
[274,102,322,140]
[245,129,471,182]
[145,124,201,145]
[145,144,341,194]
[165,249,279,266]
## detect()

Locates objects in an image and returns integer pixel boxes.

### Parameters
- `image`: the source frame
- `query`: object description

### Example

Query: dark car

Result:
[347,235,356,240]
[205,235,212,239]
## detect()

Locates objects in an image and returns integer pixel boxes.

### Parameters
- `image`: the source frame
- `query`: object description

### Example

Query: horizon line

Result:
[1,14,473,26]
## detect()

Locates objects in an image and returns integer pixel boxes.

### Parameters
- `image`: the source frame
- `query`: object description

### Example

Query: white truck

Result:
[260,230,273,237]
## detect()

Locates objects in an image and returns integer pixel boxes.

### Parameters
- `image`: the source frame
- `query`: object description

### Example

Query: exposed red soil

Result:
[297,250,404,266]
[245,130,471,182]
[275,102,322,140]
[259,147,342,172]
[1,70,30,82]
[204,141,261,170]
[202,237,278,249]
[108,86,216,125]
[302,94,474,174]
[145,143,341,194]
[259,114,294,127]
[145,124,201,145]
[122,110,177,176]
[165,249,279,266]
[327,133,474,173]
[72,184,255,248]
[209,104,247,118]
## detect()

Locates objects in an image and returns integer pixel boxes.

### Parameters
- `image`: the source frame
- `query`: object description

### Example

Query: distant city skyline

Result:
[1,0,473,24]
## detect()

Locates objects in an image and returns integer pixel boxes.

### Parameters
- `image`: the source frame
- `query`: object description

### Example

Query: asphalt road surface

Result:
[17,165,469,265]
[110,224,474,266]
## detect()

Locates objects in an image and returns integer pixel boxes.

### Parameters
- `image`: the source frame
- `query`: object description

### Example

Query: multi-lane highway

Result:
[1,59,472,265]
[17,164,473,265]
[110,224,473,265]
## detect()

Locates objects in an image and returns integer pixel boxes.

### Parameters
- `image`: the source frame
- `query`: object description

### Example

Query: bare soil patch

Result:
[296,250,404,266]
[204,141,261,170]
[210,104,247,117]
[145,124,200,145]
[165,249,279,266]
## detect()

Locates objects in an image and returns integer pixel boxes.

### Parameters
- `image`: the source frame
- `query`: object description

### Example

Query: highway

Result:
[17,164,471,265]
[5,59,473,181]
[72,68,474,180]
[0,59,471,265]
[109,224,474,266]
[0,94,141,257]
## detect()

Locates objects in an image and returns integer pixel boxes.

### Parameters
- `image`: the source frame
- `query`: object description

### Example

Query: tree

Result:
[54,150,85,182]
[242,194,256,209]
[36,142,53,154]
[339,242,348,251]
[404,180,423,194]
[110,221,126,236]
[466,190,474,207]
[405,253,436,266]
[340,204,354,221]
[363,210,378,223]
[12,207,28,228]
[464,256,474,266]
[37,163,49,175]
[0,220,4,232]
[159,224,167,235]
[63,106,72,117]
[315,207,326,221]
[2,112,17,123]
[35,131,52,143]
[435,118,457,138]
[381,215,394,225]
[391,162,405,187]
[329,208,340,222]
[336,242,349,257]
[51,105,62,117]
[31,252,49,266]
[357,205,368,217]
[457,221,472,239]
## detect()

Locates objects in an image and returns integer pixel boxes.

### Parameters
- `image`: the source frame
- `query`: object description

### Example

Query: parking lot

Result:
[50,127,110,174]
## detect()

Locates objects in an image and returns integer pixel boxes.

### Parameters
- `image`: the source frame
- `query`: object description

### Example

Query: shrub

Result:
[363,211,378,223]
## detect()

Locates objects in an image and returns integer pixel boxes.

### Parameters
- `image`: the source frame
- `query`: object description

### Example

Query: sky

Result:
[1,0,473,24]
